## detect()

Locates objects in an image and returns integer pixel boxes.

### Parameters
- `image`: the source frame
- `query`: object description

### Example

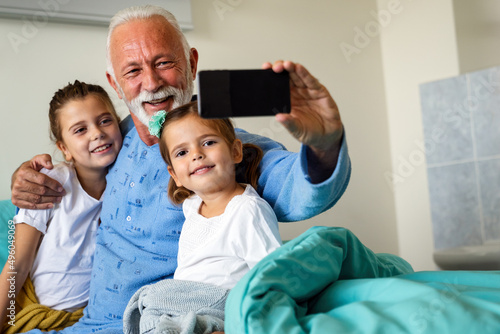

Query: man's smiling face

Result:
[107,15,194,126]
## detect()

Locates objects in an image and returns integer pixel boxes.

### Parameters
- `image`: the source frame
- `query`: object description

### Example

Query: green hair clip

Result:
[148,110,167,138]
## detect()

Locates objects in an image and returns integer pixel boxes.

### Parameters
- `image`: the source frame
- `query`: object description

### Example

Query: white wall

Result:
[377,0,460,270]
[0,20,122,192]
[185,0,399,254]
[1,1,404,264]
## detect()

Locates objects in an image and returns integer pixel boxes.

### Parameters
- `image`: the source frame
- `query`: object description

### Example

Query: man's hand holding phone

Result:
[263,60,343,157]
[197,61,343,183]
[264,60,344,182]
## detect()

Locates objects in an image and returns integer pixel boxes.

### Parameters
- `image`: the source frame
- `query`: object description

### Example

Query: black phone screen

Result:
[197,69,291,118]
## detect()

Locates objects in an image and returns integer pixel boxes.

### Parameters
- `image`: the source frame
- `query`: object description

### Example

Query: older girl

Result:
[0,80,122,332]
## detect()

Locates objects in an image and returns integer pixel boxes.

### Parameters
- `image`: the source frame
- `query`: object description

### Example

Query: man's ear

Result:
[167,165,183,187]
[232,139,243,164]
[106,72,123,100]
[56,141,72,162]
[189,48,199,81]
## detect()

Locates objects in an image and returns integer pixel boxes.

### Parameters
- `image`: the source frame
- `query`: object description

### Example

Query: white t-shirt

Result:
[13,163,101,311]
[174,185,282,289]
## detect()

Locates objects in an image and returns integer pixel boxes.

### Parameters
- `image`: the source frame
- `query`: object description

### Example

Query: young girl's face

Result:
[165,114,243,198]
[57,95,122,173]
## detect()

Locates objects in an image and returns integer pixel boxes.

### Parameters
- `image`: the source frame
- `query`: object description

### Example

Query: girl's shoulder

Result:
[40,162,74,187]
[240,184,265,202]
[228,185,274,214]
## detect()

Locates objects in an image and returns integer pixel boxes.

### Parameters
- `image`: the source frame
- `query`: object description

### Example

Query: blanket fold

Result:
[225,226,500,333]
[2,278,83,334]
[225,226,413,333]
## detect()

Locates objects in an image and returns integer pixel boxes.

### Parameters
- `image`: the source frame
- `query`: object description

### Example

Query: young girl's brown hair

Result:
[49,80,120,143]
[159,101,263,205]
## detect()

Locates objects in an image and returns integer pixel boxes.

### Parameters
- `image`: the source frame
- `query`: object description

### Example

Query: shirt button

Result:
[130,182,135,187]
[126,216,131,221]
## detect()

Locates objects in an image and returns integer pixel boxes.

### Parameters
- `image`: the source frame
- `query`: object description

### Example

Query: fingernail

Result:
[56,197,62,203]
[58,186,64,192]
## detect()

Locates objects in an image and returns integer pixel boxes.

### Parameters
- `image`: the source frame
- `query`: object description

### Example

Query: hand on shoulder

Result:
[11,154,65,210]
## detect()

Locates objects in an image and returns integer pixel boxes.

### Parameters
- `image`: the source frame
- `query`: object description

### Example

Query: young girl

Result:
[159,101,282,288]
[122,101,281,333]
[0,80,122,333]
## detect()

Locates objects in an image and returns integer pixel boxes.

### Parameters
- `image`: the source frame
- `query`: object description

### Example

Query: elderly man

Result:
[11,5,350,333]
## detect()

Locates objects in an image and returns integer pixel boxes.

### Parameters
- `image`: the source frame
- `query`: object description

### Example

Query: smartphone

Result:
[197,69,291,118]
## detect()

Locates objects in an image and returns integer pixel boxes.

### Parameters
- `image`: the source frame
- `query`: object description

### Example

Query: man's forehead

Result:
[109,18,182,58]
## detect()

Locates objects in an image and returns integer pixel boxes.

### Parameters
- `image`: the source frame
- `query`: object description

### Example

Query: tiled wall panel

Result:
[420,66,500,250]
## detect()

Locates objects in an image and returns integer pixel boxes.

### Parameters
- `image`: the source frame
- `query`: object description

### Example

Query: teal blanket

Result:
[225,226,500,333]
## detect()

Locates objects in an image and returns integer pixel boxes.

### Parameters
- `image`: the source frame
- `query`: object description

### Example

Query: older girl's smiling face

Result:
[57,95,122,175]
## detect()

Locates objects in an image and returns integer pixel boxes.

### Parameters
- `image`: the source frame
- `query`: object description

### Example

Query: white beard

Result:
[118,72,194,126]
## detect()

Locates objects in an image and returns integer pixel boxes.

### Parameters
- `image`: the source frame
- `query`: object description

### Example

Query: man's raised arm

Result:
[11,154,65,210]
[263,60,344,183]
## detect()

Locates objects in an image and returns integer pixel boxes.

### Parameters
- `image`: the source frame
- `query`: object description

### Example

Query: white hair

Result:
[106,5,191,79]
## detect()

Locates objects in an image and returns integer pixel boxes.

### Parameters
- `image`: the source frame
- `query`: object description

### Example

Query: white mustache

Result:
[116,66,194,127]
[135,86,181,105]
[123,84,193,127]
